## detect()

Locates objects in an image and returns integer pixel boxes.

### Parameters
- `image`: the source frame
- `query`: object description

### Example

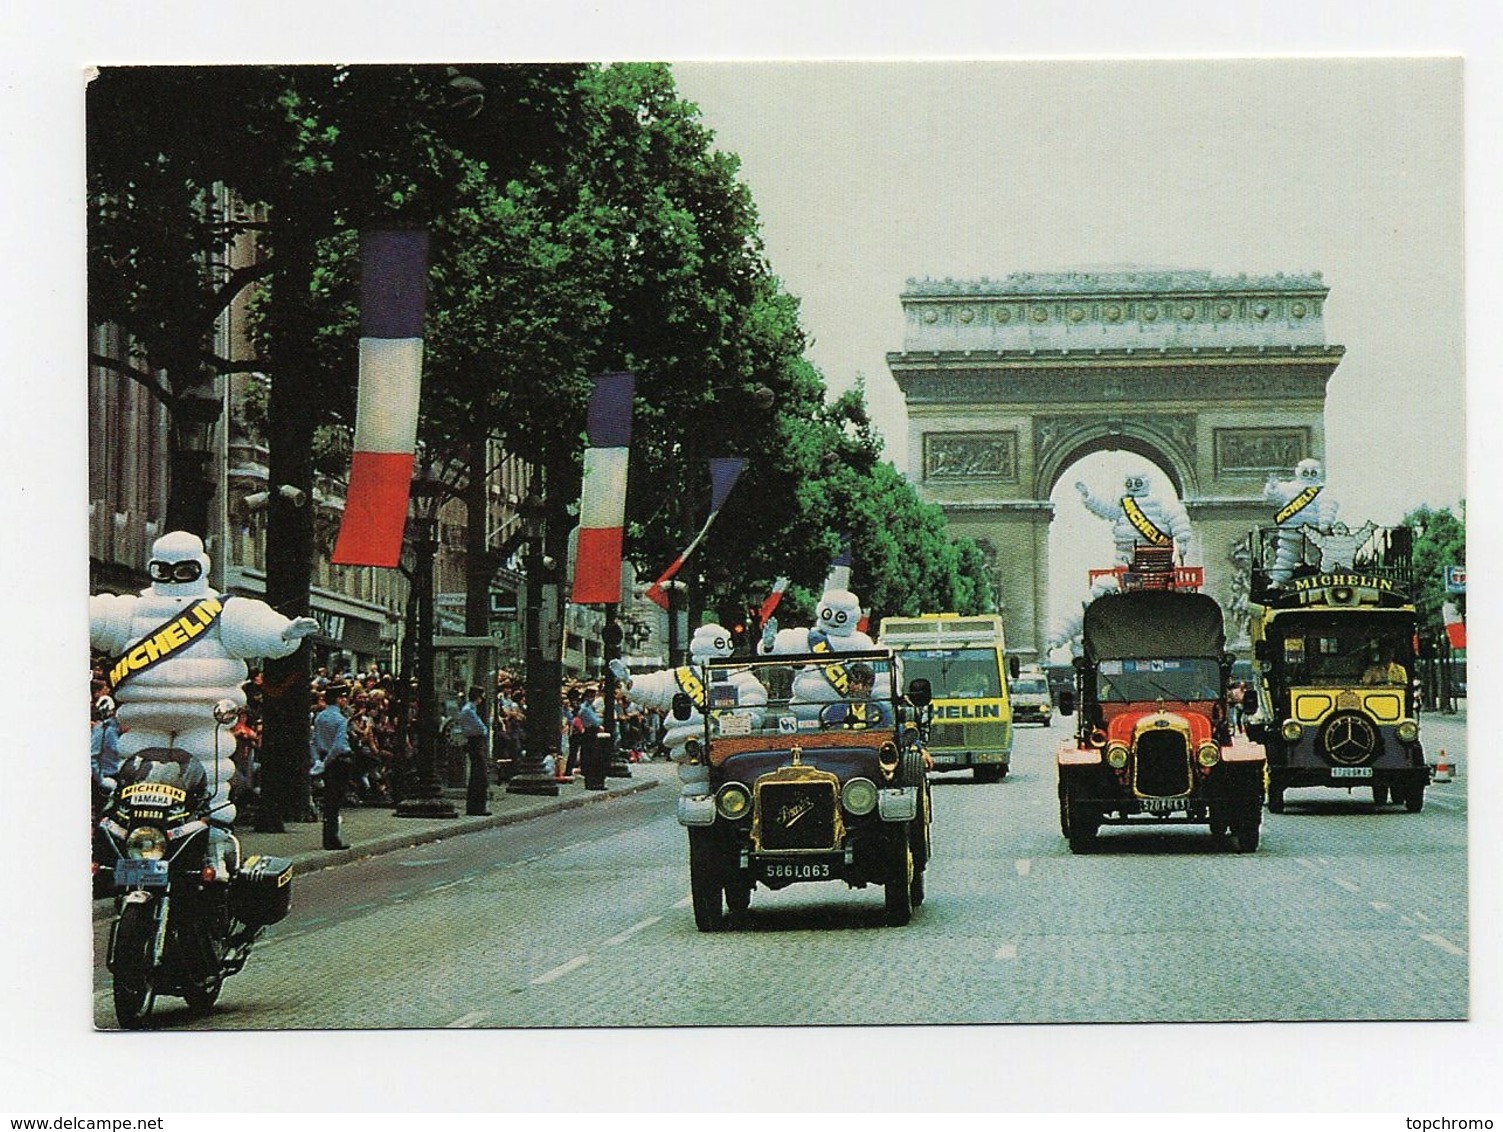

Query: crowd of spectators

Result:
[90,657,670,816]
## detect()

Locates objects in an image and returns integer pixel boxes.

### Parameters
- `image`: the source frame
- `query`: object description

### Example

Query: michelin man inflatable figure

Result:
[90,531,318,872]
[758,588,877,704]
[1076,472,1192,566]
[1046,572,1121,658]
[1264,458,1339,584]
[610,623,767,800]
[1305,519,1378,572]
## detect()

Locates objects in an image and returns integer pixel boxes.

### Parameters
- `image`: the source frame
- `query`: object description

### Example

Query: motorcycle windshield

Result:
[116,754,207,812]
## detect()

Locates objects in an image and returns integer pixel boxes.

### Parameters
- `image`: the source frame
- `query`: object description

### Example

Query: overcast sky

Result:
[672,58,1465,632]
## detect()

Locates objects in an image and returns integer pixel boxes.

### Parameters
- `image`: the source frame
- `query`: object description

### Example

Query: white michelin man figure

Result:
[1264,458,1340,584]
[1304,519,1378,572]
[1076,472,1192,565]
[759,587,877,704]
[611,623,767,799]
[90,531,318,872]
[1046,572,1121,658]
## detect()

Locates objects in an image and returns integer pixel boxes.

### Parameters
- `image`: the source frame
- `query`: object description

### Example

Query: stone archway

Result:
[887,268,1343,659]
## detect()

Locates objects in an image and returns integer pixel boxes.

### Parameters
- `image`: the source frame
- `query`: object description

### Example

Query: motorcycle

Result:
[95,700,292,1028]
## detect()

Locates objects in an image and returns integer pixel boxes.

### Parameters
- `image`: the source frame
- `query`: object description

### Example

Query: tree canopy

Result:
[88,61,994,620]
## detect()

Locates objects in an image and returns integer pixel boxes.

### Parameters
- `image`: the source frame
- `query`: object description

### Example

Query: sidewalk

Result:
[94,760,672,920]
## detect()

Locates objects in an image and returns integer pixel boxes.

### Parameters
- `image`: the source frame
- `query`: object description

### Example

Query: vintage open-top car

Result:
[674,648,933,930]
[1056,583,1266,853]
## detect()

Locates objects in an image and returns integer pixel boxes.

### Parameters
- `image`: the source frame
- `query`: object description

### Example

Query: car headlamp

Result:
[715,782,751,820]
[1396,719,1419,743]
[841,777,879,816]
[1197,742,1221,768]
[1106,743,1129,769]
[125,826,168,861]
[1281,719,1303,743]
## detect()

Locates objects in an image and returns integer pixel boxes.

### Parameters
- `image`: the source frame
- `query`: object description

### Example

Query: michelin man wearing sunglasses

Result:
[90,531,318,875]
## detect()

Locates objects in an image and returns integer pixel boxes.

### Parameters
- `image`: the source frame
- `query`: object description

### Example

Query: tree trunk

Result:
[256,232,318,831]
[464,419,494,637]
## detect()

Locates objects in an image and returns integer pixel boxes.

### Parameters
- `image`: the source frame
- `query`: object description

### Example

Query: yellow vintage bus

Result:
[877,613,1014,782]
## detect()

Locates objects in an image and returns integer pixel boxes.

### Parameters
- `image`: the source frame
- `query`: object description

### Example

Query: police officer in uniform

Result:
[313,685,352,849]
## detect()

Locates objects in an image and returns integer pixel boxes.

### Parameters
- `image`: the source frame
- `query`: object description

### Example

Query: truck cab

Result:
[877,613,1013,781]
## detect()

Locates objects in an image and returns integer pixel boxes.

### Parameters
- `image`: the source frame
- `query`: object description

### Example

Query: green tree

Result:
[1404,502,1466,620]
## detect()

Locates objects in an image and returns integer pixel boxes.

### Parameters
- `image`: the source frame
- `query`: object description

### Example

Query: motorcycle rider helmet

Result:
[94,694,116,720]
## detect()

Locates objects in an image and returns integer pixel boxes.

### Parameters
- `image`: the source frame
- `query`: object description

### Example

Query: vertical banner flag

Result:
[1442,601,1466,650]
[823,531,854,592]
[572,371,637,604]
[645,457,748,609]
[332,230,430,568]
[757,576,790,626]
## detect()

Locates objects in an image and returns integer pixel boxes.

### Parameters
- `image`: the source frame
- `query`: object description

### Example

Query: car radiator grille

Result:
[1133,730,1192,797]
[755,780,839,852]
[929,721,1009,751]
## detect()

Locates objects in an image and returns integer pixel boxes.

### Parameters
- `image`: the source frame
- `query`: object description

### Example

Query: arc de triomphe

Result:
[887,268,1343,661]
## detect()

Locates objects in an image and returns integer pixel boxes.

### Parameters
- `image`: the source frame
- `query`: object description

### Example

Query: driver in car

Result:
[823,662,893,730]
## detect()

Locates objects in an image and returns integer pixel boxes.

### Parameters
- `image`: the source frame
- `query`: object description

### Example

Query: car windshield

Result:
[895,648,1000,699]
[1275,626,1412,685]
[1096,657,1221,703]
[703,655,898,738]
[1011,678,1048,697]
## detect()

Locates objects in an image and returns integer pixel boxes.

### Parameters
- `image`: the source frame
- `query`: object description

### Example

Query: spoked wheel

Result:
[884,836,914,926]
[687,829,724,932]
[111,901,156,1029]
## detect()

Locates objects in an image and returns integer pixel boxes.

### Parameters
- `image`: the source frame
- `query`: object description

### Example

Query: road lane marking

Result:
[398,859,451,867]
[532,955,591,985]
[447,1011,487,1028]
[1371,901,1393,913]
[430,875,479,893]
[1293,858,1319,872]
[1413,910,1431,923]
[603,916,662,946]
[1015,859,1031,877]
[1420,933,1465,956]
[994,943,1018,960]
[1332,877,1361,893]
[673,896,693,909]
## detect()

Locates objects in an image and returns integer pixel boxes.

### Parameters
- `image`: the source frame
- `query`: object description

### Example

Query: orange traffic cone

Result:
[1433,750,1454,783]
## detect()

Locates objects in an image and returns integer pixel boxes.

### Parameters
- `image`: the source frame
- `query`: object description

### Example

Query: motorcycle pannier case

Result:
[230,854,293,926]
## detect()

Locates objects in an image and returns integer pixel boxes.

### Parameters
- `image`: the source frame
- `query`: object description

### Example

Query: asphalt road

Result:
[93,711,1468,1029]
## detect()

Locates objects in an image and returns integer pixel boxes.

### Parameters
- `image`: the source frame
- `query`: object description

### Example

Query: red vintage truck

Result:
[1056,560,1266,853]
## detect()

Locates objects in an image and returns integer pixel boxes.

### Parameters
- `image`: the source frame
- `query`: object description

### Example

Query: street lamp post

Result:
[395,470,457,818]
[663,579,688,667]
[508,487,561,796]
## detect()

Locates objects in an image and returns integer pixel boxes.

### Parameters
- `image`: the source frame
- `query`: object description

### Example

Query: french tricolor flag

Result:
[645,457,747,609]
[331,230,430,569]
[572,371,636,605]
